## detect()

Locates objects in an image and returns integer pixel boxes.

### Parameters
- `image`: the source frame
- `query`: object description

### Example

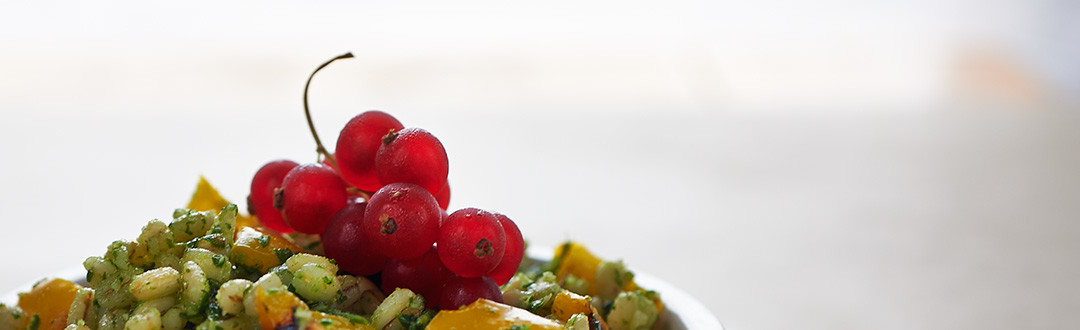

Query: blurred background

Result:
[1,0,1078,329]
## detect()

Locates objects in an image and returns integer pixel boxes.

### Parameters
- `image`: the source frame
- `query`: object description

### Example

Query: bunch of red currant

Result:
[246,53,524,310]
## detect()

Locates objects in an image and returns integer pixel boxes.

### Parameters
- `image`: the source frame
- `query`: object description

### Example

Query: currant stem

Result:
[303,52,354,169]
[346,187,372,201]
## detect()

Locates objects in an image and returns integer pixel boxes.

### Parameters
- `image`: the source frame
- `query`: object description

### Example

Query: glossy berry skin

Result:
[248,159,299,233]
[438,275,503,310]
[335,111,404,192]
[361,183,442,260]
[488,213,525,285]
[434,183,450,210]
[375,128,449,196]
[381,246,450,305]
[323,202,387,276]
[438,208,506,278]
[275,163,350,234]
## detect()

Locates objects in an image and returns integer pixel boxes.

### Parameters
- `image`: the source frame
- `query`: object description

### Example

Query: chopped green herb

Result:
[256,235,270,248]
[397,310,434,330]
[211,254,226,267]
[274,248,294,264]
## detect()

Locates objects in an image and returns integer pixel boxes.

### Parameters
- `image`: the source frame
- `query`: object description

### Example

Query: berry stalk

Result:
[303,52,354,169]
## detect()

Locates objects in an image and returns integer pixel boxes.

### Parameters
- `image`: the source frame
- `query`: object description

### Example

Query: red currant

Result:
[274,163,349,234]
[437,208,506,278]
[322,202,387,276]
[434,182,450,210]
[375,128,449,196]
[248,159,299,233]
[380,246,449,306]
[335,111,404,192]
[438,275,503,310]
[488,213,525,285]
[361,183,442,260]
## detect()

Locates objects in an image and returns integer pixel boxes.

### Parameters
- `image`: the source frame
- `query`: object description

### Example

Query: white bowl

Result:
[525,246,723,330]
[3,250,723,329]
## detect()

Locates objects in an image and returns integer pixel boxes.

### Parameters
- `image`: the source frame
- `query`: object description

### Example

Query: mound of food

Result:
[0,54,663,330]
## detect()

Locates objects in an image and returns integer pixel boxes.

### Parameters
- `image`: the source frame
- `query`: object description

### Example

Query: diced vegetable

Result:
[605,291,659,330]
[550,291,593,322]
[230,226,301,273]
[186,176,233,213]
[552,243,602,295]
[253,278,307,329]
[426,299,562,330]
[17,278,83,330]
